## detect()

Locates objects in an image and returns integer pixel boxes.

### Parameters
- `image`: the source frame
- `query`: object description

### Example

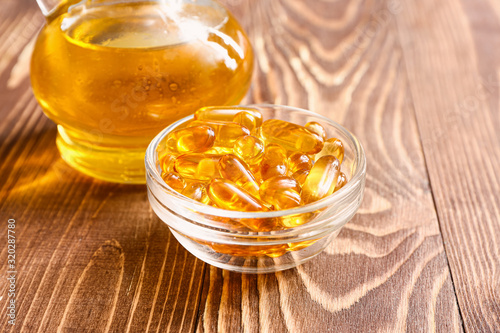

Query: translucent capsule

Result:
[207,178,268,213]
[334,172,348,192]
[233,111,258,132]
[259,119,324,154]
[288,152,313,174]
[260,144,288,180]
[287,239,318,252]
[233,135,265,165]
[291,169,309,186]
[160,154,177,177]
[218,155,260,197]
[174,154,222,181]
[156,139,171,161]
[190,120,250,148]
[279,211,317,228]
[165,126,214,153]
[203,146,234,155]
[209,243,287,257]
[305,121,327,140]
[181,182,211,205]
[259,176,301,210]
[194,106,263,127]
[315,138,344,164]
[301,155,340,204]
[270,188,301,210]
[162,172,186,192]
[265,247,288,258]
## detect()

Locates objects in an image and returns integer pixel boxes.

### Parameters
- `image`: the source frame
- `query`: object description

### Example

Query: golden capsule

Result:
[161,172,186,192]
[203,146,234,155]
[287,152,313,174]
[233,111,258,132]
[159,154,177,176]
[209,243,287,257]
[181,182,211,205]
[218,155,260,197]
[305,121,327,141]
[315,138,344,164]
[265,246,288,258]
[165,126,215,153]
[259,119,324,154]
[207,178,268,213]
[301,155,340,204]
[233,135,265,165]
[174,154,222,181]
[259,176,301,210]
[190,120,250,148]
[260,144,288,180]
[279,211,316,228]
[287,239,318,252]
[156,139,171,161]
[240,217,277,232]
[194,106,263,127]
[334,172,348,192]
[291,169,309,186]
[260,175,301,196]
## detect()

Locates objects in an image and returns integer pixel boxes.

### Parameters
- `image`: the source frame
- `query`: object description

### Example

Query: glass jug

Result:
[31,0,253,184]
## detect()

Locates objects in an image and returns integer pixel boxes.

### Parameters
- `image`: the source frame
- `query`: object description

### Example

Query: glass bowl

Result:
[145,104,366,273]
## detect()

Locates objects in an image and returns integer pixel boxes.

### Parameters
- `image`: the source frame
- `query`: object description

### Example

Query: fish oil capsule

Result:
[287,239,318,252]
[174,154,222,181]
[203,146,234,155]
[195,106,263,127]
[160,154,177,176]
[334,172,347,192]
[302,155,340,204]
[279,212,316,228]
[288,152,313,174]
[259,119,324,154]
[262,188,301,211]
[315,138,344,164]
[218,155,260,197]
[291,169,309,186]
[260,144,288,180]
[190,120,250,148]
[305,121,327,140]
[259,176,301,210]
[207,179,268,213]
[181,182,211,205]
[233,111,258,132]
[265,246,288,258]
[162,172,186,192]
[233,135,265,166]
[165,126,215,153]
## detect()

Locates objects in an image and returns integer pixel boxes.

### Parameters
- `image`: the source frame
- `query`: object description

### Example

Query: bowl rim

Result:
[145,103,366,220]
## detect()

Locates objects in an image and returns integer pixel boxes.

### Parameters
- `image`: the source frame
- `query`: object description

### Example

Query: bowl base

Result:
[170,228,340,273]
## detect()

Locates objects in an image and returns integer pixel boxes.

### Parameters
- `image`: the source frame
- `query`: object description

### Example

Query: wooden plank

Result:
[0,1,206,331]
[395,0,500,331]
[196,0,463,332]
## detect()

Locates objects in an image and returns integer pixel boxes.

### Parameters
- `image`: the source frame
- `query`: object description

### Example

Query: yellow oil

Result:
[31,1,253,183]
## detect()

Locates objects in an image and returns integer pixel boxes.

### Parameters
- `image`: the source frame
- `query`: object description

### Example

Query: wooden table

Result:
[1,0,499,331]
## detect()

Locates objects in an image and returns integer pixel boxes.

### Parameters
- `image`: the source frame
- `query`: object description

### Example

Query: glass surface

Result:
[145,104,366,273]
[31,0,253,183]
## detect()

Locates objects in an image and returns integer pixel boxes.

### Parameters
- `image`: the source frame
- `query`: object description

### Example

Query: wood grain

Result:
[196,0,462,332]
[0,2,206,332]
[395,0,500,331]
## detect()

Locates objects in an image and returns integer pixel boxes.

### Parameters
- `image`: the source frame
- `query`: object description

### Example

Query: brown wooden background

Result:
[1,0,499,332]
